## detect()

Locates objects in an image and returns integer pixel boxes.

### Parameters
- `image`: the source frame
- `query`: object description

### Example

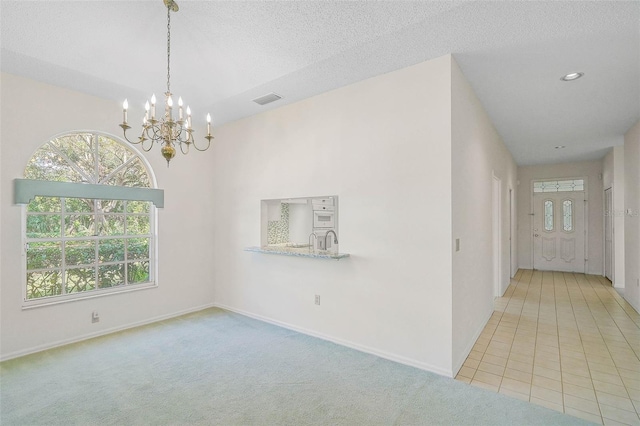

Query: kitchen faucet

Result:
[325,230,338,251]
[308,232,318,253]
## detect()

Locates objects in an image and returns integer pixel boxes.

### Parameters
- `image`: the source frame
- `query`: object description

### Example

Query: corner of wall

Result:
[450,55,518,373]
[624,120,640,311]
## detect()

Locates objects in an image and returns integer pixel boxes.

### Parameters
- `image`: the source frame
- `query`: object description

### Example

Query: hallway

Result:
[455,270,640,425]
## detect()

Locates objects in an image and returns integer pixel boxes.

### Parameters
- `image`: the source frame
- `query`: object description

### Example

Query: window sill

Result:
[22,282,157,310]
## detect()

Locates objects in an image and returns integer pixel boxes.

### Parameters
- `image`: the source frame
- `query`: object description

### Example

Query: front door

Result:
[533,192,585,272]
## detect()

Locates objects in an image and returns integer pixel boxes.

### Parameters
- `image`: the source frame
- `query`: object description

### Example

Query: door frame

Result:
[493,173,502,297]
[509,187,515,278]
[529,176,589,272]
[604,186,613,281]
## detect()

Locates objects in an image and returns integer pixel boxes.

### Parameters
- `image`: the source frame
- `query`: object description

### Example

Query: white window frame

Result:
[533,179,585,193]
[21,131,159,309]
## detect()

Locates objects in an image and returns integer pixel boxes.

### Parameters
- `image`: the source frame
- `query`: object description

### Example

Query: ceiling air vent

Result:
[252,92,282,106]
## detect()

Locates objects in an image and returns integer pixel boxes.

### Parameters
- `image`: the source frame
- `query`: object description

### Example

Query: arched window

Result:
[19,132,160,305]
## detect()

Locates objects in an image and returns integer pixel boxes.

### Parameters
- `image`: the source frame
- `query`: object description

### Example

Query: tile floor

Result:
[455,269,640,425]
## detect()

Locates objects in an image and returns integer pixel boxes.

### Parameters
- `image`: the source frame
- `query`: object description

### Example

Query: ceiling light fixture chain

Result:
[119,0,212,167]
[167,4,171,95]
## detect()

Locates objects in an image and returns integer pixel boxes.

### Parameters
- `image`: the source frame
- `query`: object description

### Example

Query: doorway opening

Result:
[531,178,586,273]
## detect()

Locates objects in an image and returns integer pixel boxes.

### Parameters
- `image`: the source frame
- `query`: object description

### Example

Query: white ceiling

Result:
[1,0,638,165]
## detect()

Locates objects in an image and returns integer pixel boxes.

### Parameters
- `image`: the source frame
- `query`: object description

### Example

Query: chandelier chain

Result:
[167,5,171,94]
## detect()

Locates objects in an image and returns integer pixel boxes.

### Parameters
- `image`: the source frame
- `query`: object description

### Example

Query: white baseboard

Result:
[624,293,640,315]
[452,307,493,376]
[213,302,453,378]
[0,303,217,362]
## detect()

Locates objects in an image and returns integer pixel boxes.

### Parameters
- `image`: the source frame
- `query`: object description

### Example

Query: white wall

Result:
[0,73,216,360]
[451,58,518,373]
[602,145,626,288]
[517,161,604,275]
[624,120,640,312]
[211,56,456,375]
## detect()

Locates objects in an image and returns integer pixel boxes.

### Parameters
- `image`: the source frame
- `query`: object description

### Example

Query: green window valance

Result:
[14,179,164,208]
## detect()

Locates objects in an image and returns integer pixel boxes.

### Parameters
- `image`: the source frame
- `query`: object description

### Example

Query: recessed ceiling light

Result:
[561,72,584,81]
[555,145,566,149]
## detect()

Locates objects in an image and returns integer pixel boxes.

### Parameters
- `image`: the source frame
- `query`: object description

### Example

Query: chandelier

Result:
[120,0,212,166]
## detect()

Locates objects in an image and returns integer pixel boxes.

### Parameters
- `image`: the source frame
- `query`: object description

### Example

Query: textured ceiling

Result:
[1,0,638,165]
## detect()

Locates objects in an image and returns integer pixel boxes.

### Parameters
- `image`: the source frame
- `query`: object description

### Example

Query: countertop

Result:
[244,246,350,260]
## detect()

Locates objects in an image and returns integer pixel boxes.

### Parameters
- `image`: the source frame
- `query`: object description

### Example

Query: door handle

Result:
[534,234,539,237]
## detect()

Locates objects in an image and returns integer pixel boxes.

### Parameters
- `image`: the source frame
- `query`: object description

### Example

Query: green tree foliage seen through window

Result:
[24,133,155,301]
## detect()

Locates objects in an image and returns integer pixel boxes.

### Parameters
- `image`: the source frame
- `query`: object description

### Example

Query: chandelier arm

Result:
[122,130,153,153]
[148,124,163,142]
[140,137,156,152]
[179,141,190,155]
[120,124,144,145]
[192,136,212,152]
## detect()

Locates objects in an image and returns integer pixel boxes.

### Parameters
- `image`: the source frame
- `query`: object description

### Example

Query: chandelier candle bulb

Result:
[207,113,211,135]
[151,94,156,119]
[144,101,150,121]
[122,99,128,124]
[167,95,173,119]
[178,97,183,120]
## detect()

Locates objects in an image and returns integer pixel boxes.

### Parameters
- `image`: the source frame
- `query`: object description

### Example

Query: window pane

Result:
[99,215,125,236]
[128,261,150,284]
[65,198,93,213]
[97,199,124,214]
[64,214,94,237]
[27,214,61,238]
[26,270,62,299]
[24,143,85,183]
[28,197,61,212]
[563,200,573,232]
[97,136,132,184]
[50,134,96,183]
[533,182,543,193]
[103,157,151,188]
[98,264,125,288]
[127,216,150,235]
[27,242,62,270]
[65,240,96,266]
[127,238,150,260]
[544,200,554,231]
[99,239,125,262]
[126,200,150,214]
[557,180,578,192]
[65,268,95,293]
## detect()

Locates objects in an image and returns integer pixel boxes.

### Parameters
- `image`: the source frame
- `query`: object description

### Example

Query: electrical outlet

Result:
[92,311,100,323]
[314,295,321,305]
